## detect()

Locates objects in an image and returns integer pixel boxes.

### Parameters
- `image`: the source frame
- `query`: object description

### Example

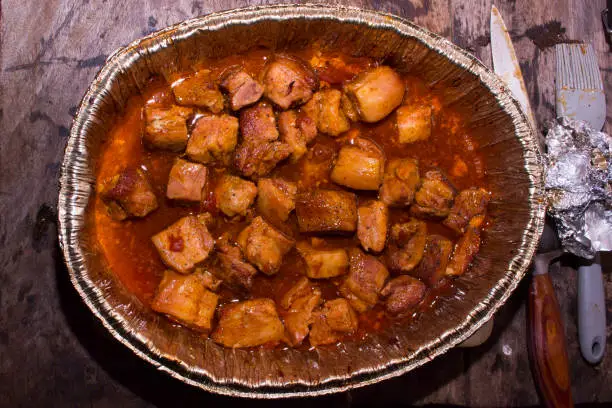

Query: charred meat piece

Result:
[446,215,483,277]
[396,105,432,144]
[186,114,239,165]
[299,142,337,190]
[151,269,219,331]
[166,158,207,202]
[172,70,224,113]
[411,170,456,218]
[211,298,285,348]
[381,275,426,316]
[219,67,264,110]
[296,189,357,233]
[340,248,389,312]
[331,140,385,190]
[278,110,317,162]
[344,66,405,123]
[357,200,389,253]
[99,168,158,220]
[151,214,215,274]
[385,219,427,273]
[296,241,349,279]
[143,105,193,151]
[239,103,279,143]
[263,55,318,109]
[281,277,322,345]
[411,235,453,285]
[379,158,420,207]
[307,89,351,137]
[214,175,258,217]
[256,178,297,223]
[237,216,295,275]
[309,298,358,346]
[215,234,258,290]
[443,188,490,234]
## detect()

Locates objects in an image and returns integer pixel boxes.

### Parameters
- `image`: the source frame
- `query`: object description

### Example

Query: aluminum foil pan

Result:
[58,4,545,398]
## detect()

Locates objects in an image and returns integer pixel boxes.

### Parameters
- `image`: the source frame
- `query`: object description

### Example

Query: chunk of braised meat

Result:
[166,158,207,202]
[214,233,258,290]
[295,189,358,233]
[410,235,453,285]
[211,298,285,348]
[385,219,427,273]
[143,105,193,151]
[193,267,223,292]
[344,66,405,123]
[340,248,389,312]
[280,277,322,345]
[305,89,351,137]
[296,241,349,279]
[396,105,432,144]
[256,178,297,223]
[172,70,224,113]
[237,216,295,275]
[239,102,279,143]
[151,269,219,331]
[219,67,264,110]
[186,114,239,165]
[299,142,337,190]
[262,55,318,109]
[411,170,456,218]
[341,93,359,122]
[357,200,389,253]
[151,214,215,274]
[214,175,258,217]
[278,110,317,163]
[443,188,490,234]
[99,168,158,220]
[381,275,426,316]
[379,158,420,207]
[446,215,484,277]
[309,298,358,346]
[331,139,385,190]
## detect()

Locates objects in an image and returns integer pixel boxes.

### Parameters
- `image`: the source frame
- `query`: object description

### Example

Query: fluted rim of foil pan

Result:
[58,3,545,399]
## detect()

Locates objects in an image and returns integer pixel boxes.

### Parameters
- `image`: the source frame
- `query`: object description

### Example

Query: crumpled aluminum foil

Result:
[545,117,612,258]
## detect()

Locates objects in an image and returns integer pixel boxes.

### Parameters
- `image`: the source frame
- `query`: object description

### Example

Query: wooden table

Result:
[1,0,610,406]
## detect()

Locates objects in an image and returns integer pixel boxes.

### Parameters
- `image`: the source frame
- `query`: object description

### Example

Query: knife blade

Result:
[490,5,537,131]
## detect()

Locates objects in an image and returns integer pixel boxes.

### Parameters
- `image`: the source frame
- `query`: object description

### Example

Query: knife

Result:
[490,6,574,408]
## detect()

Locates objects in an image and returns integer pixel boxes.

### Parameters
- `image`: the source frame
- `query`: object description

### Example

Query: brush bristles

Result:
[556,43,604,91]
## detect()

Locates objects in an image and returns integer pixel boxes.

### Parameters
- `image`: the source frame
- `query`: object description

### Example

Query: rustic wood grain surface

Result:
[1,0,611,406]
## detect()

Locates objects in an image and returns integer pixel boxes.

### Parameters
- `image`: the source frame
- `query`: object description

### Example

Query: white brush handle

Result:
[578,259,606,364]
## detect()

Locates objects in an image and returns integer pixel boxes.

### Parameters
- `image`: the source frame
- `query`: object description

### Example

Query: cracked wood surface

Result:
[1,1,611,406]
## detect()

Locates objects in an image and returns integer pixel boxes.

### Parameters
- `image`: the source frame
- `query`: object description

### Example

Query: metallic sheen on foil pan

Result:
[545,117,612,258]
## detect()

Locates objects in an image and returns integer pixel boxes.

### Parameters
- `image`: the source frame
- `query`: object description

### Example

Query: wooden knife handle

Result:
[528,273,574,408]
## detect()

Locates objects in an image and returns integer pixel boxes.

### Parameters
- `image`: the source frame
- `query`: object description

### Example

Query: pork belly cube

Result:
[151,269,219,331]
[381,275,426,316]
[172,70,224,113]
[396,105,432,144]
[256,178,297,222]
[194,267,223,292]
[309,298,358,346]
[357,200,389,253]
[237,216,295,275]
[263,55,318,109]
[144,105,193,151]
[344,66,405,123]
[379,158,420,207]
[186,114,239,165]
[411,234,453,285]
[443,188,490,234]
[385,219,427,273]
[214,175,257,217]
[219,67,264,110]
[446,215,483,277]
[296,241,349,279]
[215,234,258,290]
[340,248,389,312]
[166,158,207,202]
[331,144,384,190]
[211,298,285,348]
[314,89,351,136]
[99,168,158,220]
[295,189,358,233]
[234,140,292,178]
[278,110,317,162]
[299,142,337,189]
[239,103,279,143]
[151,215,215,274]
[281,277,322,345]
[341,93,359,122]
[411,170,456,218]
